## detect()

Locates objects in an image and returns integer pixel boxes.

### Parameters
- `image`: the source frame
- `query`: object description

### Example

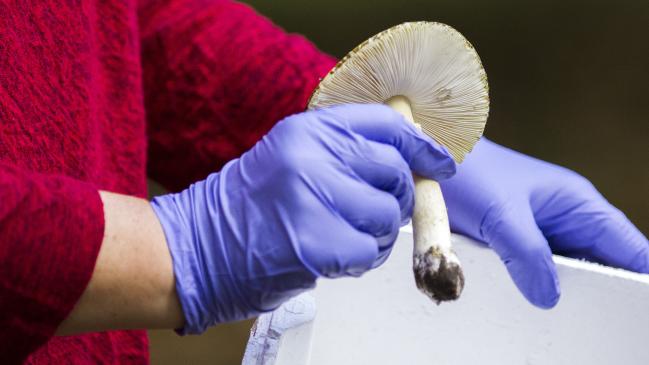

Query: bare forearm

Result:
[56,191,184,335]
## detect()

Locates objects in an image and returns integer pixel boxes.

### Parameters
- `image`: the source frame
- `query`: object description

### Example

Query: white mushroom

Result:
[308,22,489,302]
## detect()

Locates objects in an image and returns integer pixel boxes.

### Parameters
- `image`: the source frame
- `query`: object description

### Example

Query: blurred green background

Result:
[150,0,648,363]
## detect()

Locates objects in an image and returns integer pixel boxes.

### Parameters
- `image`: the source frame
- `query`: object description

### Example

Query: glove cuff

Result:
[151,192,213,334]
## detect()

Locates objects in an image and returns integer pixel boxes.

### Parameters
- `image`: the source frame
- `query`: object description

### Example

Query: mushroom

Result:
[308,22,489,302]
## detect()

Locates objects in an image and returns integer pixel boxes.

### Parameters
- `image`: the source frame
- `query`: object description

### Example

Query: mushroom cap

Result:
[308,22,489,163]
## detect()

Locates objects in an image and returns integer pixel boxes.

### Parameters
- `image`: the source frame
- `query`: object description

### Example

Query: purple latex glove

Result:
[442,138,649,308]
[152,104,456,334]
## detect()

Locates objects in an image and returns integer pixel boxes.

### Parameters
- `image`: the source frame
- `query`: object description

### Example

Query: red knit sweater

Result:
[0,1,335,363]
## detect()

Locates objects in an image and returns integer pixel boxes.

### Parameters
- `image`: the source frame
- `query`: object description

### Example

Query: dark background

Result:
[150,1,648,363]
[244,0,649,235]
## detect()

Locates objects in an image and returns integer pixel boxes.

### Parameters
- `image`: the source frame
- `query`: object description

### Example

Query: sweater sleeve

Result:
[138,0,337,191]
[0,163,105,363]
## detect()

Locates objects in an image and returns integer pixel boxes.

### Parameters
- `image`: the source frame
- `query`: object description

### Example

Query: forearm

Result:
[56,191,184,335]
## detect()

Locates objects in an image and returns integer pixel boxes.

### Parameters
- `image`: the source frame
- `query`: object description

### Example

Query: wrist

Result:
[151,189,208,334]
[152,173,250,334]
[57,191,184,335]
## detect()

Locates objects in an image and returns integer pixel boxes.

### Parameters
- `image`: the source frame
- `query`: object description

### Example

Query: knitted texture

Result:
[140,0,336,191]
[0,0,335,363]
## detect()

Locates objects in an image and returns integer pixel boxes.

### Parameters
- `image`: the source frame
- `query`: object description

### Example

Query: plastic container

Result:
[244,228,649,365]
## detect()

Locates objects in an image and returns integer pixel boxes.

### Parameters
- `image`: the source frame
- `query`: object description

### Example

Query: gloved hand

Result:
[441,138,649,308]
[152,104,456,334]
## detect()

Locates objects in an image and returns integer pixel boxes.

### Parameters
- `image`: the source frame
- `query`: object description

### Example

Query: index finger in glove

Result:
[319,104,457,181]
[483,203,561,309]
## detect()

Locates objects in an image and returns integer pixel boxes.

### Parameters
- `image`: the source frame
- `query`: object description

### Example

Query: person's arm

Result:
[0,167,181,362]
[4,104,451,348]
[138,0,336,191]
[60,0,336,336]
[56,191,183,335]
[60,105,456,336]
[0,164,104,363]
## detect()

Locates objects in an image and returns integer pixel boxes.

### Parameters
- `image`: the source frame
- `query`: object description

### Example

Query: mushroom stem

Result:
[385,96,465,302]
